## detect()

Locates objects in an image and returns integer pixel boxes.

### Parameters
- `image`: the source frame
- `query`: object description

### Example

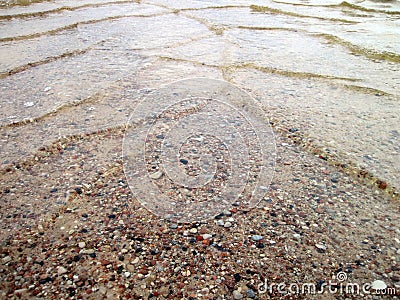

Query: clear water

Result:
[0,0,399,191]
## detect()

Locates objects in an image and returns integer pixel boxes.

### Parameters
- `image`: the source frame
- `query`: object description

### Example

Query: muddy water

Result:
[0,0,399,193]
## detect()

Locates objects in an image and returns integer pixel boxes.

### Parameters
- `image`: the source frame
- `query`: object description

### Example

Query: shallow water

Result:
[0,0,399,193]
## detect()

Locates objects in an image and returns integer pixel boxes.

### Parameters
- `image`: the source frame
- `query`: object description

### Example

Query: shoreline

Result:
[2,107,398,201]
[1,0,400,297]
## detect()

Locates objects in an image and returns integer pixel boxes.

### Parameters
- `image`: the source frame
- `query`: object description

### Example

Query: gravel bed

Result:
[1,126,399,299]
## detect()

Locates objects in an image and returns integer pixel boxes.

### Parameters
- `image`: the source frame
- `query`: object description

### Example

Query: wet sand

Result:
[1,113,399,299]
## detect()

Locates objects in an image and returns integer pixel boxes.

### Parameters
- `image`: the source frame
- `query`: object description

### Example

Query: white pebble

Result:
[224,222,232,228]
[372,280,387,290]
[216,220,224,226]
[251,235,263,241]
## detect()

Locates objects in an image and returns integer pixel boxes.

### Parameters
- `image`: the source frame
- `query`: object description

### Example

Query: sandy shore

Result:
[1,123,399,299]
[1,0,399,299]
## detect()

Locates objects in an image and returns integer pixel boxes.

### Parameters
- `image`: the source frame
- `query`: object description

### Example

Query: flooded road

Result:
[0,0,399,193]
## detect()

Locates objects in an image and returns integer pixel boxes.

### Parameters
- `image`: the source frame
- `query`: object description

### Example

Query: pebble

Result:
[14,288,27,295]
[315,243,326,251]
[127,264,135,272]
[223,210,232,217]
[224,222,232,228]
[156,263,164,272]
[251,235,263,241]
[124,272,131,278]
[2,256,11,264]
[293,234,301,239]
[202,234,213,240]
[57,266,68,275]
[371,280,387,290]
[189,228,198,234]
[78,242,86,249]
[180,159,189,165]
[215,213,224,219]
[216,220,224,226]
[246,289,255,298]
[233,290,243,299]
[132,257,139,264]
[149,171,163,180]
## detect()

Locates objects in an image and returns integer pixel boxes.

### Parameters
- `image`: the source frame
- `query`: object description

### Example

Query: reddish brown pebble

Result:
[100,260,111,266]
[202,240,210,246]
[378,181,387,189]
